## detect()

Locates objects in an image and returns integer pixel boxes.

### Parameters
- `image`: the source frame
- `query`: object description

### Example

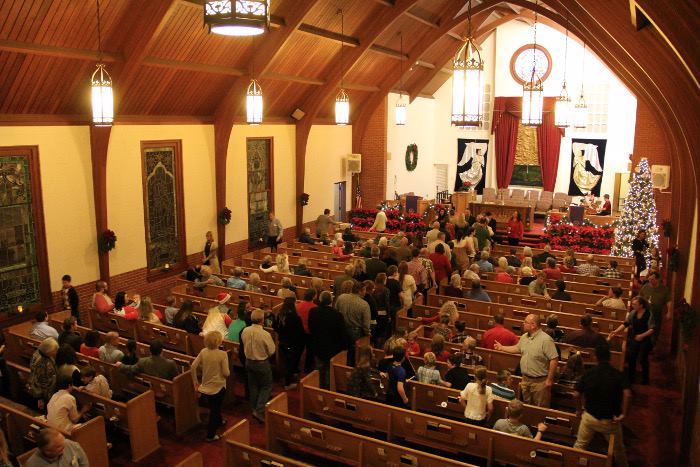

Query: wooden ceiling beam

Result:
[116,0,179,103]
[369,44,408,60]
[297,23,359,46]
[214,0,322,124]
[405,11,439,29]
[0,39,121,62]
[143,57,245,75]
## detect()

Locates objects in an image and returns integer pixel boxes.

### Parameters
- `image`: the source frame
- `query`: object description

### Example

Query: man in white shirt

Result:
[47,376,91,433]
[30,311,59,341]
[425,222,441,244]
[368,207,387,232]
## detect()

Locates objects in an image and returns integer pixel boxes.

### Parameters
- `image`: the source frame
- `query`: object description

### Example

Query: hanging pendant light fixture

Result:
[395,32,407,126]
[554,14,571,128]
[91,0,113,126]
[573,43,588,128]
[451,0,483,127]
[522,2,543,126]
[335,9,350,125]
[246,38,263,124]
[204,1,270,37]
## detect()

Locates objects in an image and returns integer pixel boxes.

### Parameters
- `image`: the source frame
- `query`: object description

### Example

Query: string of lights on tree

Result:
[611,158,659,264]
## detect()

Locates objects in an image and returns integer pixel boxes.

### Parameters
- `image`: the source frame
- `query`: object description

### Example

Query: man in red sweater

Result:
[481,311,519,350]
[542,257,563,280]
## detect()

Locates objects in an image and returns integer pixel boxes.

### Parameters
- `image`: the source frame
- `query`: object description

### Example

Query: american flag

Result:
[355,181,362,209]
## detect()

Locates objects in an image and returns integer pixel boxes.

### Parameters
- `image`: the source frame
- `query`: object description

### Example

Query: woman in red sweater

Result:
[506,211,524,246]
[428,243,452,294]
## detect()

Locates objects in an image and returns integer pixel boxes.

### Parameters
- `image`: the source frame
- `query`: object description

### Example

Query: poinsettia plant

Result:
[544,217,615,254]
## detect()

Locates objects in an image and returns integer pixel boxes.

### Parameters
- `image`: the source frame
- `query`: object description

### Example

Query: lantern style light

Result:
[555,17,571,128]
[395,95,407,126]
[573,43,588,129]
[246,79,263,124]
[451,0,483,127]
[335,10,350,125]
[395,32,407,126]
[335,89,350,125]
[521,3,543,126]
[91,64,113,126]
[522,71,544,126]
[204,0,270,36]
[91,0,113,126]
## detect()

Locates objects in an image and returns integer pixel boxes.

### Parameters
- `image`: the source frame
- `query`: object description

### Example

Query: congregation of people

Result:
[13,204,670,467]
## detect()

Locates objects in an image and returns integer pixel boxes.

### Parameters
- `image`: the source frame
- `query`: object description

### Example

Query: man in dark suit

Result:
[308,291,345,389]
[364,246,387,281]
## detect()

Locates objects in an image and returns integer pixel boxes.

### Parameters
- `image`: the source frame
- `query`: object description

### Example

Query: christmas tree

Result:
[611,158,659,262]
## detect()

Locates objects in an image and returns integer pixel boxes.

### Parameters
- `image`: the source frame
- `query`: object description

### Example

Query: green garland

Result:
[405,144,418,171]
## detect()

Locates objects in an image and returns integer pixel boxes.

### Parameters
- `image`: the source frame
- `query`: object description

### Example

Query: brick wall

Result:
[632,100,672,225]
[358,98,388,208]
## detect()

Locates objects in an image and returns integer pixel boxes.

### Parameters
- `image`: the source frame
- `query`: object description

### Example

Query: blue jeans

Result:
[246,360,273,416]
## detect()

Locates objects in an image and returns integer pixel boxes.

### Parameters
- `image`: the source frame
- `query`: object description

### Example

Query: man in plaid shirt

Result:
[575,254,601,276]
[602,260,622,279]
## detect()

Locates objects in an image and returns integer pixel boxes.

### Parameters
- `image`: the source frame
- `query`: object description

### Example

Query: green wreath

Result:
[405,144,418,171]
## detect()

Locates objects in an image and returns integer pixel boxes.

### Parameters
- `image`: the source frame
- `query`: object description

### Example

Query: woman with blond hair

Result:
[202,306,230,337]
[138,296,162,323]
[398,261,417,310]
[194,265,225,289]
[203,231,220,274]
[192,331,230,441]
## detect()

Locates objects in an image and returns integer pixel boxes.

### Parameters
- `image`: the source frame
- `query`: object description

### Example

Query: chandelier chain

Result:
[96,0,103,61]
[580,42,586,96]
[399,32,403,93]
[466,0,472,37]
[339,9,344,89]
[531,0,538,76]
[563,12,569,86]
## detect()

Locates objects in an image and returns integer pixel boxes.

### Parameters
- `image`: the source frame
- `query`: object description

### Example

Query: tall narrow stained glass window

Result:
[0,147,51,315]
[141,141,186,277]
[247,138,273,245]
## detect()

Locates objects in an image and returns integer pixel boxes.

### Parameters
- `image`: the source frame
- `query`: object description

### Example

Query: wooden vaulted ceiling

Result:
[0,0,547,123]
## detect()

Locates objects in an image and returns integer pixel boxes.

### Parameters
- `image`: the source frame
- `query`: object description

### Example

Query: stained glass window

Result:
[247,139,273,245]
[0,148,49,314]
[142,141,186,275]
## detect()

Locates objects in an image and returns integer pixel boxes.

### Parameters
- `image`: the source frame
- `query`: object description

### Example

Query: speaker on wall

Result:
[291,108,305,120]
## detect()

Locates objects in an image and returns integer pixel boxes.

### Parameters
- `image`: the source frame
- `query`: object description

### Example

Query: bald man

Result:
[495,314,558,407]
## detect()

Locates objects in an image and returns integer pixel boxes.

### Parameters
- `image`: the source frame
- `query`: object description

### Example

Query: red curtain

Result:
[492,97,519,188]
[537,98,565,192]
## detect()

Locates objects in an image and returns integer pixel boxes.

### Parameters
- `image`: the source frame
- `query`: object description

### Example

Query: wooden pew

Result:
[0,401,109,467]
[74,388,160,462]
[5,360,160,462]
[396,308,625,352]
[480,271,631,296]
[408,319,624,370]
[87,308,138,339]
[134,319,190,354]
[223,419,311,467]
[299,371,611,466]
[266,391,474,467]
[406,379,580,446]
[459,277,623,305]
[429,293,626,323]
[491,243,635,268]
[110,363,200,436]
